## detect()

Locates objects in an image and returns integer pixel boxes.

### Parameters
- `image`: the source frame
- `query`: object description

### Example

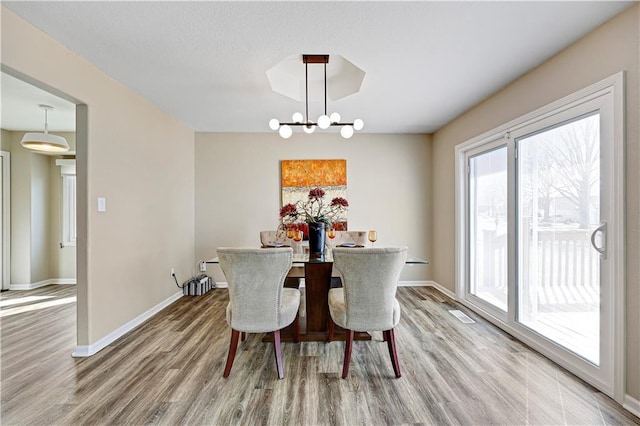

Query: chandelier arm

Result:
[279,122,355,127]
[305,61,309,124]
[324,62,327,117]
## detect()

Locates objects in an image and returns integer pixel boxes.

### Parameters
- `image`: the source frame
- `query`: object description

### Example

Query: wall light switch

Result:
[98,197,106,212]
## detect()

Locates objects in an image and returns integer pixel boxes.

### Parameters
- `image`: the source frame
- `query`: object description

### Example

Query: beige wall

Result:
[8,131,31,284]
[432,6,639,399]
[30,150,50,283]
[1,128,11,151]
[195,132,432,283]
[2,8,195,346]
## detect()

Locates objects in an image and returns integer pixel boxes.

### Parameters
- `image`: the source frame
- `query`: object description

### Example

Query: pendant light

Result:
[20,104,70,153]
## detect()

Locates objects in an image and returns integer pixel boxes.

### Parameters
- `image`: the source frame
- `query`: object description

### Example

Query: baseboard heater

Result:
[182,274,215,296]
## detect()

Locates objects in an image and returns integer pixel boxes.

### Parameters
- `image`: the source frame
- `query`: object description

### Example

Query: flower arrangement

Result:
[279,187,348,227]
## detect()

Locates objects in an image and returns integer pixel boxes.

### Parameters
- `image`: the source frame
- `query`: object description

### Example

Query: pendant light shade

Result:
[20,105,70,153]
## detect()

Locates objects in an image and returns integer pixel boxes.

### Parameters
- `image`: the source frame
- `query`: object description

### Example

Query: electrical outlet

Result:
[199,262,206,272]
[170,268,175,276]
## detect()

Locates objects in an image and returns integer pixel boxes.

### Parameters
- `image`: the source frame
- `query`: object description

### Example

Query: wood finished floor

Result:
[1,285,638,426]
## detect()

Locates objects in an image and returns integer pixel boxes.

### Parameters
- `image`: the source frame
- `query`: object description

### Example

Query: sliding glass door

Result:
[516,113,602,365]
[467,145,508,315]
[458,74,623,397]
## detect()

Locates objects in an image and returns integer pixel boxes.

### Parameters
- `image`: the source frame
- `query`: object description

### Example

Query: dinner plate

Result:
[340,242,357,247]
[266,242,284,247]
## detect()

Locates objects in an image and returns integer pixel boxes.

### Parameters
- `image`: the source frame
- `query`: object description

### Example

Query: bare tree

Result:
[541,114,600,228]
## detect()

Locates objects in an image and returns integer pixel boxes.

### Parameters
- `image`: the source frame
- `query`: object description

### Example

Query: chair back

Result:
[332,247,407,331]
[260,230,287,246]
[217,247,293,332]
[333,231,367,247]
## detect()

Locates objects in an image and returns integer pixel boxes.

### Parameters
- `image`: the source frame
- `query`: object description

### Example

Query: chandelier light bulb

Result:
[292,112,304,123]
[279,124,293,139]
[353,119,364,131]
[317,115,331,129]
[340,125,354,139]
[269,118,280,131]
[330,112,341,123]
[303,123,315,134]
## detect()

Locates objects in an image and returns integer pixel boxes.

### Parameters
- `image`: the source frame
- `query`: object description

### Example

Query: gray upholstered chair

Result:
[217,247,300,379]
[328,247,408,379]
[330,230,368,248]
[259,230,305,285]
[259,230,288,247]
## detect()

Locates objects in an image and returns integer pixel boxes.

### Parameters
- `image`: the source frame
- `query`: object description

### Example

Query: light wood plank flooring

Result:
[1,285,638,425]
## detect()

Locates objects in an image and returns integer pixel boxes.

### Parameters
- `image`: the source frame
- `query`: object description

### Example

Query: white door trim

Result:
[1,151,10,291]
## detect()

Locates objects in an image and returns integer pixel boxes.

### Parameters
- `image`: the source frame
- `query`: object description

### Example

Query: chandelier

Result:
[20,104,70,153]
[269,54,364,139]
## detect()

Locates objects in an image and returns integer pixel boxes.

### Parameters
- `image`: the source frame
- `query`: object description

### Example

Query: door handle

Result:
[590,222,607,260]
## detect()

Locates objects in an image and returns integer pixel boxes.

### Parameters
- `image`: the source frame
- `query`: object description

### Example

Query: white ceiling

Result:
[1,1,636,134]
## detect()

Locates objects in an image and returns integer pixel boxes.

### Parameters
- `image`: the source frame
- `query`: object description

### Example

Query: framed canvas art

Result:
[281,159,348,232]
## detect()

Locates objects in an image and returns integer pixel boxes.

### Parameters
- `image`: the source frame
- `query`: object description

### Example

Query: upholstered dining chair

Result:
[331,231,368,247]
[217,247,300,379]
[259,230,304,287]
[328,247,408,379]
[259,230,288,247]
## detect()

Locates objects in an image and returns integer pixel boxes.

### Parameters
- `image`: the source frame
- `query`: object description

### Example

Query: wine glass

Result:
[368,230,377,247]
[327,227,336,249]
[293,229,303,253]
[286,227,295,246]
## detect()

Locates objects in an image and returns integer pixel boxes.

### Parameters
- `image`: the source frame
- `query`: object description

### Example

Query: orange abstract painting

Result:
[281,159,347,187]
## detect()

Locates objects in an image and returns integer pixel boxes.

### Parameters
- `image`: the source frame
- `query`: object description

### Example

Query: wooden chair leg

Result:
[241,332,246,342]
[293,313,300,343]
[341,329,354,379]
[223,329,240,378]
[273,329,284,379]
[385,329,401,378]
[327,317,335,342]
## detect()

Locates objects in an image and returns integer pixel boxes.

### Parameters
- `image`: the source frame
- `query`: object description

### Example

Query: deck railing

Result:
[480,221,598,309]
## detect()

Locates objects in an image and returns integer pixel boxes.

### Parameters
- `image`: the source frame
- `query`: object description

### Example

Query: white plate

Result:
[340,242,357,247]
[267,242,284,247]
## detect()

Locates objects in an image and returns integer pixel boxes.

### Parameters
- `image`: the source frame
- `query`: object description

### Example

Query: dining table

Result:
[207,249,429,342]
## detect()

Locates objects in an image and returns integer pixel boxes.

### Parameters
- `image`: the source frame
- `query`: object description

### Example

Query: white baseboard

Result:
[624,394,640,418]
[72,290,183,357]
[399,280,429,287]
[425,280,456,299]
[9,278,77,290]
[52,278,76,285]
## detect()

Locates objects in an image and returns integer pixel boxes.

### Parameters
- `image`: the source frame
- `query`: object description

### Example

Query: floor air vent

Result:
[449,309,476,324]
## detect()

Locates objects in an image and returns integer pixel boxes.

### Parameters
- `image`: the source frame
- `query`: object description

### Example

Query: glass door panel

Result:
[468,146,508,312]
[516,113,600,365]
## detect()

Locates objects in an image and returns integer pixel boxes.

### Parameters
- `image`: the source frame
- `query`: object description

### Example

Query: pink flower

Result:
[308,187,325,201]
[331,197,349,208]
[279,203,298,218]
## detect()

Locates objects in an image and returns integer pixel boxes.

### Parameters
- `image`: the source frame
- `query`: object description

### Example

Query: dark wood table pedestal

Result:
[265,261,371,343]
